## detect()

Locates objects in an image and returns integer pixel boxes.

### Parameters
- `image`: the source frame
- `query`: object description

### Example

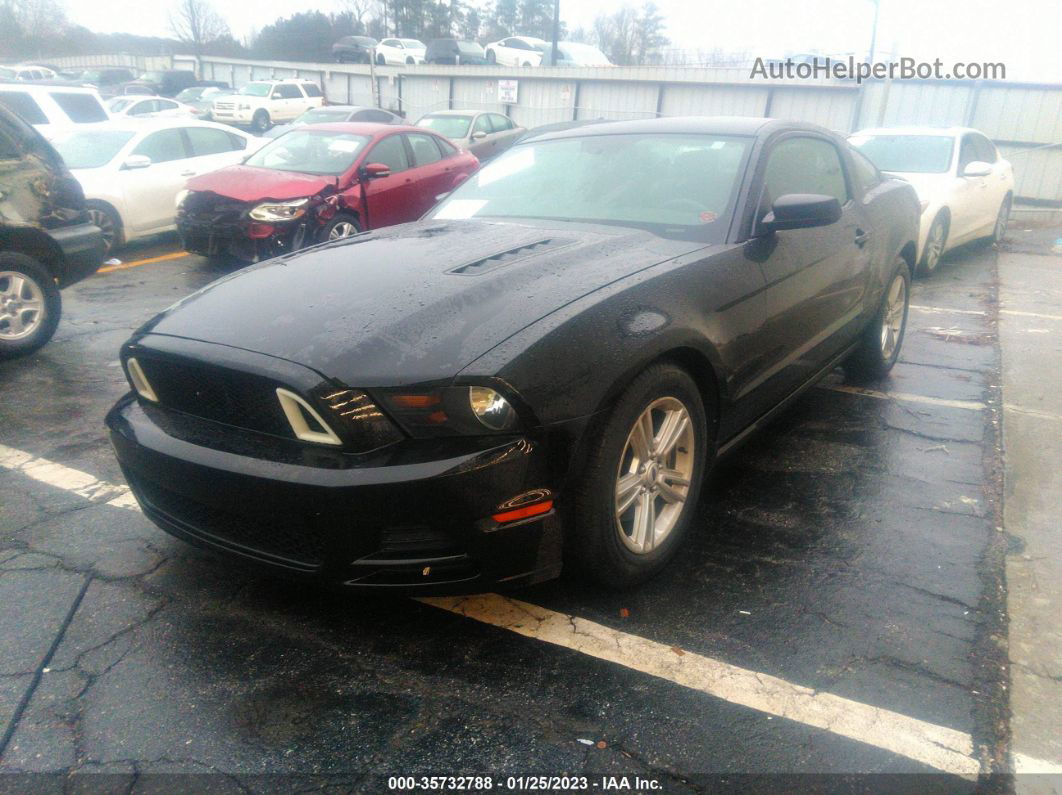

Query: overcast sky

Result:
[64,0,1062,81]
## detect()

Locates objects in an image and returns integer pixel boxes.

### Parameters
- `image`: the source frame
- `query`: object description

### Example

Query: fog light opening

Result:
[276,388,343,446]
[126,357,159,402]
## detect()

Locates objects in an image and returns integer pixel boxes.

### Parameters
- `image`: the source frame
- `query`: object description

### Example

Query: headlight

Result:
[175,189,189,209]
[249,198,309,222]
[376,385,522,437]
[469,387,516,431]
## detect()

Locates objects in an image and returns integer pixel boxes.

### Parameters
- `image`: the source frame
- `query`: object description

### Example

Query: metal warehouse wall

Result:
[45,53,1062,203]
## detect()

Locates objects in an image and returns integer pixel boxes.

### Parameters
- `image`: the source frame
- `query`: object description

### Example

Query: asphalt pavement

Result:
[0,230,1057,791]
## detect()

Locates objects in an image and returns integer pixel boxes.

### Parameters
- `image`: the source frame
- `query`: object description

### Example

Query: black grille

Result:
[129,473,329,568]
[179,191,249,227]
[135,356,295,439]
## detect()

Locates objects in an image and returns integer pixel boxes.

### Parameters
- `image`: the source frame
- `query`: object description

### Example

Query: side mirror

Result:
[761,193,841,232]
[962,160,992,178]
[471,130,487,141]
[122,154,152,170]
[360,162,391,180]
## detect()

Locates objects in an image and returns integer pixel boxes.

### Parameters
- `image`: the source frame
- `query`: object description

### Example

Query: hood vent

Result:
[448,238,573,276]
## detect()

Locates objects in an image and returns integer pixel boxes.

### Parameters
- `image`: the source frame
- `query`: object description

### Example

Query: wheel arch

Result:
[86,198,125,235]
[0,227,65,282]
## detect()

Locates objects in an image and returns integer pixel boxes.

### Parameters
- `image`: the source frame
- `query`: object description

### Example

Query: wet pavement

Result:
[0,232,1038,789]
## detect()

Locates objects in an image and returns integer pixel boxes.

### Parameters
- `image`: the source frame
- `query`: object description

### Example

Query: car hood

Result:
[184,165,333,202]
[140,219,708,386]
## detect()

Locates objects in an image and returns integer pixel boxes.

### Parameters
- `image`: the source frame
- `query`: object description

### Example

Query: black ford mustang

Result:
[107,117,919,592]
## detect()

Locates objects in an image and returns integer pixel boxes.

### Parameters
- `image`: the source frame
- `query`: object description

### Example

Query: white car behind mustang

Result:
[52,119,265,255]
[849,126,1013,275]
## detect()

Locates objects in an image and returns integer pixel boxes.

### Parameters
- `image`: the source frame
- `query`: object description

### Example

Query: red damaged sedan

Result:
[176,123,478,262]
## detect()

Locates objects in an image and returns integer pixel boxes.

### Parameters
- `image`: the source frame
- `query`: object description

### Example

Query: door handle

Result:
[180,170,196,177]
[854,229,871,247]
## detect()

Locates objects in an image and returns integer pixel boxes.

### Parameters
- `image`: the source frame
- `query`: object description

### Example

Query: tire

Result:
[251,109,271,133]
[844,258,910,382]
[568,363,709,589]
[991,195,1011,244]
[522,61,531,67]
[486,50,497,64]
[319,214,361,243]
[0,253,62,360]
[376,53,386,66]
[918,212,948,276]
[406,57,415,65]
[85,201,123,257]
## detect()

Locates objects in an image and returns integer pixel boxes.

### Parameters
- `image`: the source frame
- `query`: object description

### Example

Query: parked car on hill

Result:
[0,83,109,140]
[0,64,58,81]
[211,79,325,133]
[52,119,263,256]
[120,70,225,98]
[0,103,103,358]
[107,95,198,119]
[849,126,1014,275]
[375,38,427,65]
[72,67,138,98]
[175,123,478,262]
[107,117,920,591]
[265,105,402,139]
[425,39,489,65]
[485,36,549,66]
[416,109,524,161]
[553,42,613,66]
[175,86,235,120]
[333,36,378,64]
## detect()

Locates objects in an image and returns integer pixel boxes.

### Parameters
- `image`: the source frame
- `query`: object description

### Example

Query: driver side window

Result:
[131,128,187,163]
[763,137,849,211]
[366,134,409,174]
[472,115,492,135]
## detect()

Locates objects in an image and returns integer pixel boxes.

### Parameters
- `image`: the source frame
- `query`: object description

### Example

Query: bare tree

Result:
[169,0,230,56]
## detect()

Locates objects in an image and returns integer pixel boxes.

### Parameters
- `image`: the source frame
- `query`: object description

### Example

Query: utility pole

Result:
[866,0,880,64]
[550,0,560,66]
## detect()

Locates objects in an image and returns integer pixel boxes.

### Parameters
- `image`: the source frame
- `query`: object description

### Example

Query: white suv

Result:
[211,80,325,133]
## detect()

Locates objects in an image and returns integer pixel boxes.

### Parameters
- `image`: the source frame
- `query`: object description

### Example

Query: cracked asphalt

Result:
[0,230,1044,790]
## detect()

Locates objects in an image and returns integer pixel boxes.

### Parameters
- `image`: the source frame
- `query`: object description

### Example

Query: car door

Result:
[120,127,194,232]
[272,84,302,121]
[359,132,417,229]
[971,133,1009,229]
[487,114,521,156]
[950,133,991,242]
[741,133,871,404]
[183,126,248,177]
[402,132,454,217]
[381,39,399,64]
[468,113,494,159]
[128,98,158,117]
[154,99,182,118]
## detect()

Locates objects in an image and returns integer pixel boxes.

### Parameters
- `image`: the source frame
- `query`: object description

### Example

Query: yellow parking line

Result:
[97,251,188,274]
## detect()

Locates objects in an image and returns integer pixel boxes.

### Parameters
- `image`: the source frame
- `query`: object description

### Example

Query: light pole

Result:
[866,0,881,64]
[550,0,561,66]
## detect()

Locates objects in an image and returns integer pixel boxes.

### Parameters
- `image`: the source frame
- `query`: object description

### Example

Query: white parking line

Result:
[820,384,987,411]
[1004,404,1062,423]
[910,304,1062,323]
[7,441,1060,776]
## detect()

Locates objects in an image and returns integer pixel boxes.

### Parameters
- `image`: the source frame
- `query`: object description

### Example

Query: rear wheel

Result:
[251,109,271,133]
[918,212,948,276]
[376,53,386,66]
[991,195,1011,244]
[0,253,61,360]
[320,214,361,242]
[486,50,497,64]
[85,201,122,257]
[844,258,910,381]
[569,363,709,589]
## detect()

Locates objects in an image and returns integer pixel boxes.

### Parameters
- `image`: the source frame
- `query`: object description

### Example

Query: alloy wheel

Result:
[87,207,116,254]
[614,397,695,555]
[328,222,359,240]
[880,272,907,360]
[0,270,46,341]
[924,219,945,271]
[994,200,1010,242]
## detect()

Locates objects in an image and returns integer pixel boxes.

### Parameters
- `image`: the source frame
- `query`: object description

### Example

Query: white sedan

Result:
[485,36,548,66]
[375,38,426,65]
[107,95,199,119]
[850,126,1014,275]
[52,119,265,255]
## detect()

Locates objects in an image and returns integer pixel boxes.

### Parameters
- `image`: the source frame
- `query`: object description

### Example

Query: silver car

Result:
[415,110,525,162]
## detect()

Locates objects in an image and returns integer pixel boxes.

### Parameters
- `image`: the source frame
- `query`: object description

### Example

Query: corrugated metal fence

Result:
[46,53,1062,203]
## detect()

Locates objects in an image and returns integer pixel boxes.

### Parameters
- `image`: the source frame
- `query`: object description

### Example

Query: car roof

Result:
[851,126,979,138]
[420,109,484,117]
[0,82,101,95]
[299,122,424,137]
[67,118,249,135]
[521,116,827,143]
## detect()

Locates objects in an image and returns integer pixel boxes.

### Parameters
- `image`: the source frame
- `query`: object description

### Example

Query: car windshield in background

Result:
[558,43,611,65]
[458,42,484,55]
[849,134,954,173]
[139,71,165,82]
[417,115,471,138]
[431,133,749,238]
[400,39,424,49]
[243,130,369,175]
[108,98,134,112]
[298,108,355,124]
[239,83,271,97]
[52,130,135,169]
[176,87,208,101]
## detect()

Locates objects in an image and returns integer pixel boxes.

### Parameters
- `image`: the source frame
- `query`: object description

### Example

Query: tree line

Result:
[0,0,669,67]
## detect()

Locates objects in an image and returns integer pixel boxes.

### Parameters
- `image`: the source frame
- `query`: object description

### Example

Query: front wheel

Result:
[0,253,62,360]
[844,258,910,382]
[251,109,271,133]
[569,363,709,589]
[991,196,1011,244]
[918,212,948,276]
[320,214,361,242]
[85,201,123,257]
[486,50,497,64]
[376,53,386,66]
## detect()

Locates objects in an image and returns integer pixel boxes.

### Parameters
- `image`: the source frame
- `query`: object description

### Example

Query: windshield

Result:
[108,97,135,112]
[849,134,954,174]
[243,129,370,175]
[239,82,272,97]
[53,130,135,169]
[297,107,355,124]
[417,115,471,139]
[431,133,749,239]
[176,87,206,101]
[558,43,611,65]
